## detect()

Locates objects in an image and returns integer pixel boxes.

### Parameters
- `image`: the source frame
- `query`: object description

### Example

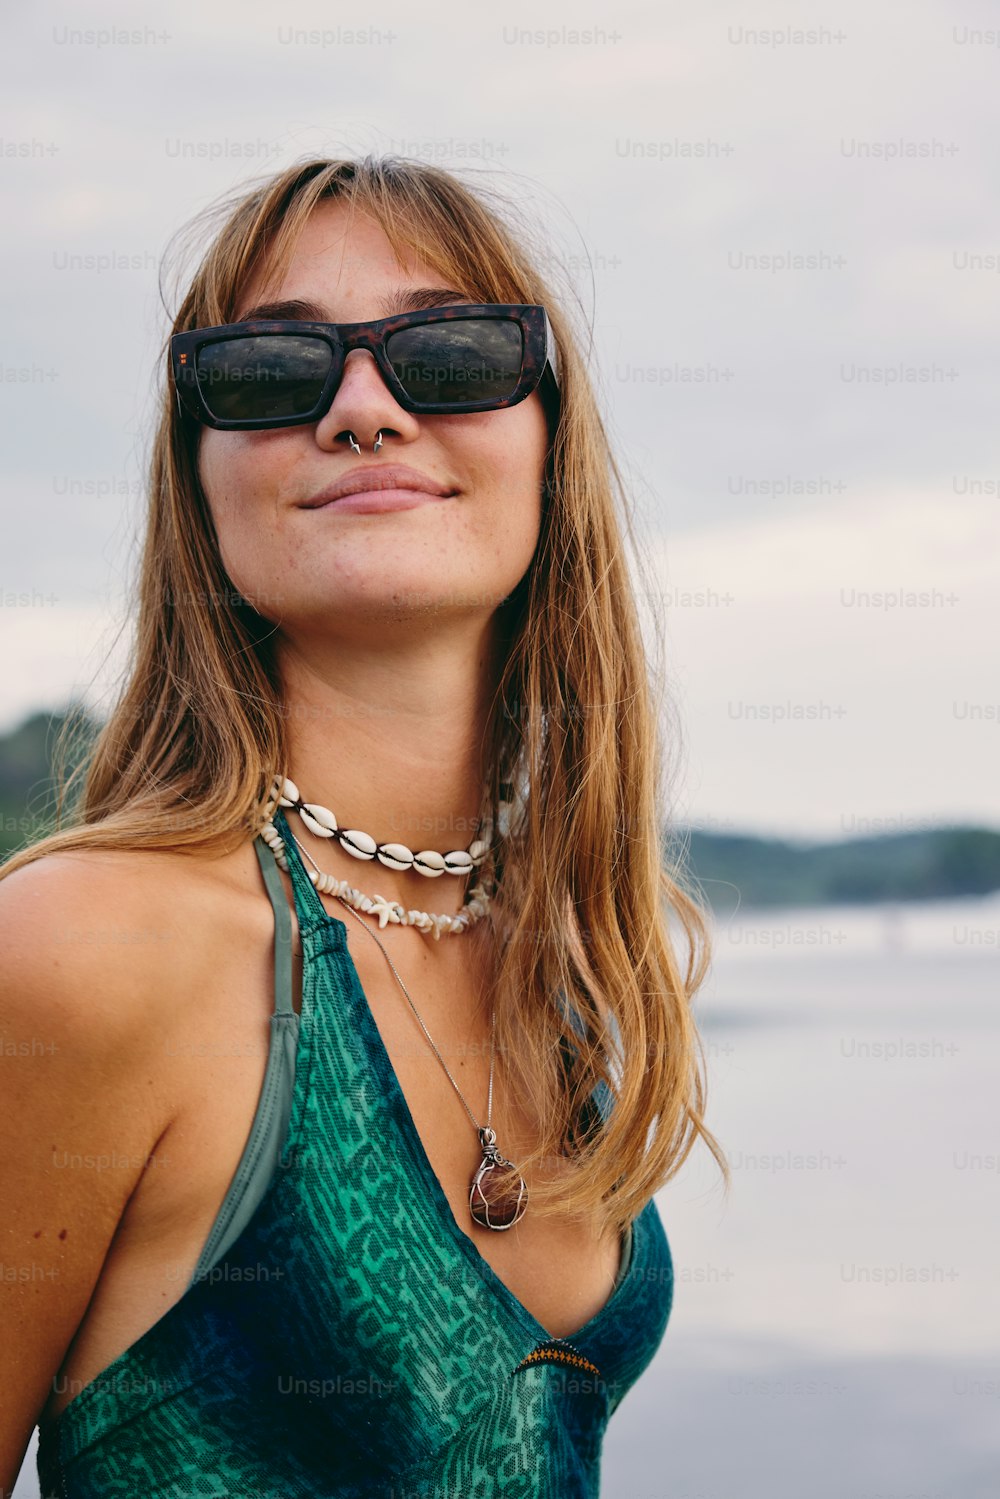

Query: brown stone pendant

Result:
[469,1126,528,1231]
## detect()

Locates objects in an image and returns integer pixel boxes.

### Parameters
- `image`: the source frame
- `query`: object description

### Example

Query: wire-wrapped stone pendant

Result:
[469,1126,528,1230]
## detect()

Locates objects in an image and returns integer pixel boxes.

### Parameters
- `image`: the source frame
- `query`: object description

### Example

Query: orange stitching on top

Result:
[512,1340,602,1379]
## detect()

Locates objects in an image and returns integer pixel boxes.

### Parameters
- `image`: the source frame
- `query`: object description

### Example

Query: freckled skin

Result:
[197,199,551,645]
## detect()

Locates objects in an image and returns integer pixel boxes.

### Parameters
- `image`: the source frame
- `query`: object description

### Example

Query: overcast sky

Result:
[2,0,998,840]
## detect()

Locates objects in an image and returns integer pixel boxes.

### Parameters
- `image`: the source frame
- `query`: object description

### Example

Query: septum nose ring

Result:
[348,431,384,455]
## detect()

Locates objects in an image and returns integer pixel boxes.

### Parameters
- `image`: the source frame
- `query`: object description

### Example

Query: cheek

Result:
[198,431,250,522]
[197,431,227,532]
[196,433,274,588]
[475,404,550,514]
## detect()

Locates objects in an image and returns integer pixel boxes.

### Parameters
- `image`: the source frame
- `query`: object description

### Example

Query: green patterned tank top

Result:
[37,809,674,1497]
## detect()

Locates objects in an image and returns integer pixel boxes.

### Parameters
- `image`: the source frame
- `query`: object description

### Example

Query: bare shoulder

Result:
[0,837,277,1483]
[0,844,246,1491]
[0,840,265,1021]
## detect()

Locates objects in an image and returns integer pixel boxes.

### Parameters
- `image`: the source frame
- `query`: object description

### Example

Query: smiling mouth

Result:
[300,464,458,509]
[307,488,458,515]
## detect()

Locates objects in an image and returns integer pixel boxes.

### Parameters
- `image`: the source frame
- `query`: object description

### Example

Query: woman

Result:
[0,156,728,1498]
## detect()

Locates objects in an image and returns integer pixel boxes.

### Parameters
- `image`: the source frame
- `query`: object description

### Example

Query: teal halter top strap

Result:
[36,809,674,1497]
[186,837,299,1281]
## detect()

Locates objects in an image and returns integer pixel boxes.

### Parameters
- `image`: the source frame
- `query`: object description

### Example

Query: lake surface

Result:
[601,892,1000,1498]
[13,894,999,1497]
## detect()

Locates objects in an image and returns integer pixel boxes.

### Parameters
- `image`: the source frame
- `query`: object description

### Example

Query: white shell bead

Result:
[340,829,378,860]
[302,803,338,833]
[468,840,489,863]
[413,850,446,877]
[377,842,414,870]
[278,776,300,806]
[444,850,474,874]
[299,806,337,839]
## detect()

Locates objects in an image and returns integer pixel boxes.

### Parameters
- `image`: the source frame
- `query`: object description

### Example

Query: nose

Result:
[313,347,421,451]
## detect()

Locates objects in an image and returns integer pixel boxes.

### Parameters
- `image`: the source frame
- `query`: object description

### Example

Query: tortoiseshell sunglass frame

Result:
[170,303,561,430]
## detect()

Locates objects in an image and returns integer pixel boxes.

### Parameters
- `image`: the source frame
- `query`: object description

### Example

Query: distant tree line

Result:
[2,709,999,908]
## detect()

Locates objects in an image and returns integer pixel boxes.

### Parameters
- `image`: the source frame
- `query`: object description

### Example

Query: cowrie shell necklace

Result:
[259,775,498,939]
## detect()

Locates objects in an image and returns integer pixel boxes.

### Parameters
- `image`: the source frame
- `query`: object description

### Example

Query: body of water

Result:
[602,892,1000,1498]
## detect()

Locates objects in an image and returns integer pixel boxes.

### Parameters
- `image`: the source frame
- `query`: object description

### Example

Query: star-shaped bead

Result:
[367,893,404,930]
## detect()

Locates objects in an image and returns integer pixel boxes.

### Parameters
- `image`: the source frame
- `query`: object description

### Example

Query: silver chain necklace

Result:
[335,894,529,1232]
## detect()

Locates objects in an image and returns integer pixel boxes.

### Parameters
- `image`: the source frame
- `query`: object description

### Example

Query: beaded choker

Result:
[270,774,494,876]
[259,775,501,940]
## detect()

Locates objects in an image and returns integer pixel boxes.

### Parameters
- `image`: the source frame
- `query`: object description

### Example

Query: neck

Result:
[273,618,507,917]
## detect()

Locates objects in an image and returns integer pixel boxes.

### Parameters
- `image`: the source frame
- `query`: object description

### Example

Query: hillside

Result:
[2,710,998,909]
[666,825,1000,911]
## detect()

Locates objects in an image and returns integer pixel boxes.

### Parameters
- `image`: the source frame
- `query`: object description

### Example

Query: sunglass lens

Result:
[196,335,333,422]
[385,319,524,406]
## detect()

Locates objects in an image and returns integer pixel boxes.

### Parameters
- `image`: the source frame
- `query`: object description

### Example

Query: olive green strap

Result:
[253,834,294,1016]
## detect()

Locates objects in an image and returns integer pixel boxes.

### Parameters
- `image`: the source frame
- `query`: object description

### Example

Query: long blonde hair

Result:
[1,157,728,1233]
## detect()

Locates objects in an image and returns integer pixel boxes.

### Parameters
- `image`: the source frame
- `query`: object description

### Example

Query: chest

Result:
[46,875,625,1426]
[337,923,626,1340]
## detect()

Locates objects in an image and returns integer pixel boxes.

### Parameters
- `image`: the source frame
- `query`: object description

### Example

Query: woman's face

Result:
[197,198,550,644]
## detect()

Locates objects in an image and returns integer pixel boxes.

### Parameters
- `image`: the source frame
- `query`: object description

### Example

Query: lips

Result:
[299,465,458,508]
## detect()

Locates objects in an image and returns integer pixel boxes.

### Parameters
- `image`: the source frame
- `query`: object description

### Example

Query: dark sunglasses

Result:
[170,303,560,430]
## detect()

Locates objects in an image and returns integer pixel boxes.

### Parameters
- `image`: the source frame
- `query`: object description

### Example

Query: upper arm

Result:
[0,855,175,1495]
